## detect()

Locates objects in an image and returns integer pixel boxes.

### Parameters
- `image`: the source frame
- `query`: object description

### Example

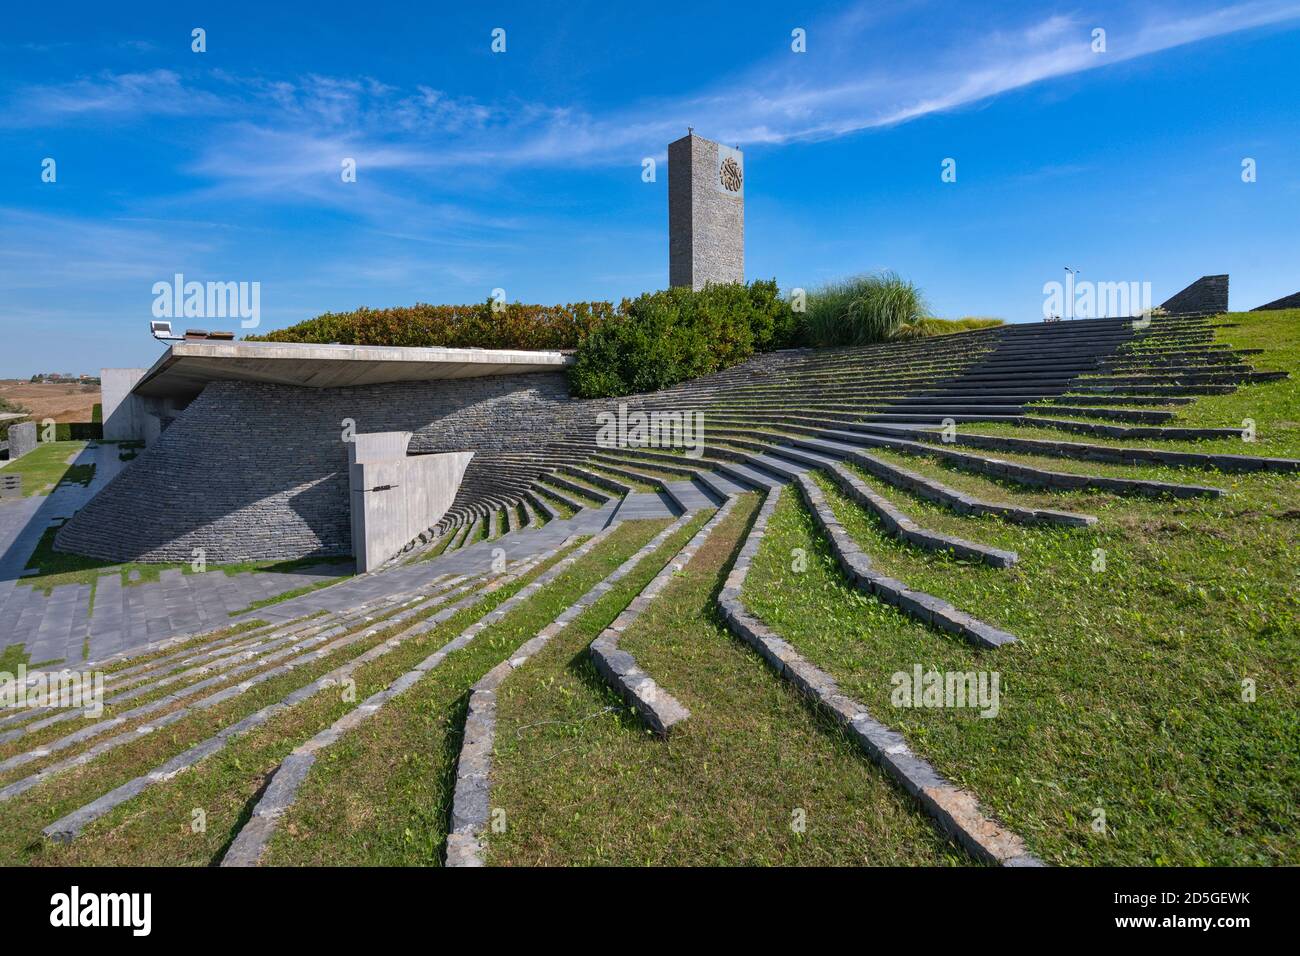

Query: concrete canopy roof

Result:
[132,340,575,400]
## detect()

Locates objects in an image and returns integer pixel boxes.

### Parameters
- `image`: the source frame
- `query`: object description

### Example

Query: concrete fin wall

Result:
[348,433,472,572]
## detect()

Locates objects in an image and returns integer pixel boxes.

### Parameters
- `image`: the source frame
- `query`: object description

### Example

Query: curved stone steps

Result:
[1,591,424,760]
[891,428,1300,475]
[784,436,1096,526]
[818,463,1017,569]
[796,474,1016,648]
[3,578,485,802]
[837,429,1227,498]
[444,509,702,866]
[715,490,1042,866]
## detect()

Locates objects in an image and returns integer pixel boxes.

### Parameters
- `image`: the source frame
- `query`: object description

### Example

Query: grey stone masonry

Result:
[716,489,1044,866]
[54,373,581,564]
[1160,274,1228,315]
[1252,290,1300,311]
[669,132,743,289]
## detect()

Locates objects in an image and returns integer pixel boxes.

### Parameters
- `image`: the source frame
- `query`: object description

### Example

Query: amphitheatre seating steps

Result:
[795,475,1016,648]
[814,461,1017,568]
[590,503,735,737]
[887,427,1300,474]
[0,587,437,758]
[2,576,489,802]
[220,526,614,866]
[444,507,704,866]
[785,436,1096,525]
[42,534,585,843]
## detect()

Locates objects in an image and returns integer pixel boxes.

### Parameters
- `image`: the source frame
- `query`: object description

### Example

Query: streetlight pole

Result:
[1064,267,1081,320]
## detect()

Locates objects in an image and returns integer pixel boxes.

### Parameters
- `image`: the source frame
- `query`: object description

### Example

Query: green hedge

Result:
[247,300,614,351]
[568,280,798,397]
[249,281,800,400]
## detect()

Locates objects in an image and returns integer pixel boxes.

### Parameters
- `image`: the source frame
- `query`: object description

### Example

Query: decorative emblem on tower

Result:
[719,156,743,192]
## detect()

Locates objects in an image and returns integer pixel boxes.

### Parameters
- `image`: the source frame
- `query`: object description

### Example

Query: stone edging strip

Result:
[822,462,1018,569]
[706,429,1098,528]
[219,528,616,866]
[445,510,700,867]
[715,489,1045,867]
[589,500,736,736]
[795,474,1017,649]
[837,428,1227,499]
[917,430,1300,475]
[41,538,582,843]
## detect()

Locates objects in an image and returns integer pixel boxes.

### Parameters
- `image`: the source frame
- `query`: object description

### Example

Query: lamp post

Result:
[1064,267,1081,320]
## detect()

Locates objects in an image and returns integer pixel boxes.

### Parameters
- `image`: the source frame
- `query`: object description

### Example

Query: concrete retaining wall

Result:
[349,433,473,572]
[54,372,583,564]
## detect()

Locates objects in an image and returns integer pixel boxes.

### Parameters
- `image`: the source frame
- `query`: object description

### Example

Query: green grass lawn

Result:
[260,520,675,866]
[741,455,1296,865]
[2,441,89,496]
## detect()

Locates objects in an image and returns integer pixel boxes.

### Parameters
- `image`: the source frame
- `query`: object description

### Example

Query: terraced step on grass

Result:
[483,494,973,866]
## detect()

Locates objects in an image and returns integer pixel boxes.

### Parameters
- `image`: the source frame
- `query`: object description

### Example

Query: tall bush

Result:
[803,271,928,347]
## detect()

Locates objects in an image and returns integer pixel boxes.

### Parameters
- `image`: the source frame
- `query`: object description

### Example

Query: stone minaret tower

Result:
[668,131,744,289]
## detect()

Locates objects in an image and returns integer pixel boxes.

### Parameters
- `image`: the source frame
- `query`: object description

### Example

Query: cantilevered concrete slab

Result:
[132,340,574,401]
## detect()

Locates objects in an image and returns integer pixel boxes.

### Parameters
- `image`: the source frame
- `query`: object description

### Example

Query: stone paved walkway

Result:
[0,443,348,666]
[2,460,722,667]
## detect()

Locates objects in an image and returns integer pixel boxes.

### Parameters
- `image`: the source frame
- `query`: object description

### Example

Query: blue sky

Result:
[2,0,1299,376]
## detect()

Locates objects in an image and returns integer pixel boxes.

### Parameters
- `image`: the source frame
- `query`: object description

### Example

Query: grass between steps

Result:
[256,518,672,865]
[946,420,1280,460]
[485,493,970,866]
[744,481,1297,865]
[0,585,464,792]
[1160,309,1300,455]
[0,540,588,865]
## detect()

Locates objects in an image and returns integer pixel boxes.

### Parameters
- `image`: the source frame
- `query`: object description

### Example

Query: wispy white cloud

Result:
[5,69,224,123]
[5,1,1298,197]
